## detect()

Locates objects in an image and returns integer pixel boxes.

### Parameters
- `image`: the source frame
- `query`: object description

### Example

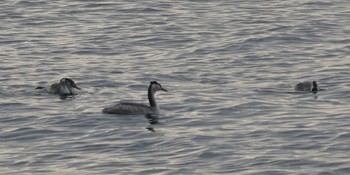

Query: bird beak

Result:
[71,82,81,90]
[161,87,168,92]
[74,85,81,90]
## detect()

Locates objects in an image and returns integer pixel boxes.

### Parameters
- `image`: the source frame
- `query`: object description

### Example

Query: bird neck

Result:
[148,87,157,107]
[60,83,71,95]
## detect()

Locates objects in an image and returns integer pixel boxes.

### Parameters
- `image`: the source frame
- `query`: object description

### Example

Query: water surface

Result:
[1,0,350,174]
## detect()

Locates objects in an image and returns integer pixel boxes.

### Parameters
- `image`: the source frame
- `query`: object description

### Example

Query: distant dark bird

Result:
[294,81,318,92]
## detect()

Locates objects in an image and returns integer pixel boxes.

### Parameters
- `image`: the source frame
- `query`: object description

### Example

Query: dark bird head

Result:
[311,81,318,92]
[150,81,167,92]
[61,78,81,90]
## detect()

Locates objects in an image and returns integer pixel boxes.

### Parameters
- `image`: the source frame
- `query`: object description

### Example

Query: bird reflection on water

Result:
[59,94,76,100]
[145,114,159,132]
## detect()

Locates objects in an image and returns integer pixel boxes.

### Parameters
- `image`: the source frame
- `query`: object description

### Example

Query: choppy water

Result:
[1,0,350,174]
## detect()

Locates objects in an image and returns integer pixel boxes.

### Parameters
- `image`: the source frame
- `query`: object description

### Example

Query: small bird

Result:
[36,78,81,96]
[294,81,318,92]
[103,81,168,115]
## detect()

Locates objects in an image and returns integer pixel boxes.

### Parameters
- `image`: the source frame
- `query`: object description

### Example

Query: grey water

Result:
[1,0,350,174]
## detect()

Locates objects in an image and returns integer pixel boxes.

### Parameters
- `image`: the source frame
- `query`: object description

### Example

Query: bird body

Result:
[295,81,318,92]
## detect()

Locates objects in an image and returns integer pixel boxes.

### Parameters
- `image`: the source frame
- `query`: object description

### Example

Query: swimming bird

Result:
[102,81,168,115]
[36,78,81,95]
[294,81,318,92]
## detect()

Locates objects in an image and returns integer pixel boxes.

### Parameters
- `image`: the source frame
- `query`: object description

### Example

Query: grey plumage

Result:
[102,103,156,115]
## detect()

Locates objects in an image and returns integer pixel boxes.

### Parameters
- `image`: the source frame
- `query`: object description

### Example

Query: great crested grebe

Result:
[36,78,81,95]
[103,81,168,115]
